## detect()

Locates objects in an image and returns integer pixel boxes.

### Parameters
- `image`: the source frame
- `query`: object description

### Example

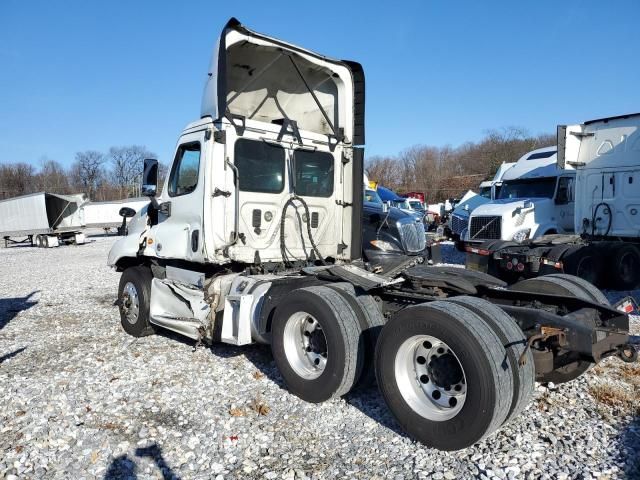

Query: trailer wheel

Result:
[449,296,535,425]
[35,235,42,248]
[117,266,155,337]
[610,244,640,290]
[561,246,603,287]
[508,275,610,384]
[375,301,513,450]
[271,286,364,403]
[327,283,385,387]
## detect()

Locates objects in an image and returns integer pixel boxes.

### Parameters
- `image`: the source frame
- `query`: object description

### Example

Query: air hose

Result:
[280,195,327,267]
[591,202,612,237]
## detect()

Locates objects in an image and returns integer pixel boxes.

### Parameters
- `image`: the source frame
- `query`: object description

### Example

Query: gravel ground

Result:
[1,235,639,479]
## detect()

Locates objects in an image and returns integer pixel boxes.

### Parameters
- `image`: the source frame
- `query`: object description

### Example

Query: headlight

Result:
[512,228,531,243]
[370,239,401,252]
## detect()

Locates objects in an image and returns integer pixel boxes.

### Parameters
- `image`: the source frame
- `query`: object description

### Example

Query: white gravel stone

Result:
[0,232,638,479]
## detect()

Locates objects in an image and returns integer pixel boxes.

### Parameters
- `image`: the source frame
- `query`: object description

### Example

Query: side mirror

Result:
[382,202,389,213]
[142,158,159,197]
[119,207,136,218]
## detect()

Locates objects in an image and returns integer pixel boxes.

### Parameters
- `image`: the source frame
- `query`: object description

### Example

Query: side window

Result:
[556,177,574,205]
[293,150,334,197]
[168,142,201,197]
[235,139,285,193]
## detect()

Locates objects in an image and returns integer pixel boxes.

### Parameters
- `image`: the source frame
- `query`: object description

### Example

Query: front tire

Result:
[118,266,155,337]
[271,286,364,403]
[375,301,514,450]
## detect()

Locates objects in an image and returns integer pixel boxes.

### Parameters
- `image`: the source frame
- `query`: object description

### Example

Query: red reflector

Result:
[465,247,491,256]
[517,263,525,272]
[624,304,634,313]
[506,262,513,270]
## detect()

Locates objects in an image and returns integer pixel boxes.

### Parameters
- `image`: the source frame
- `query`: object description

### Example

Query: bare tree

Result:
[109,145,156,198]
[0,163,36,198]
[36,159,70,194]
[70,151,106,200]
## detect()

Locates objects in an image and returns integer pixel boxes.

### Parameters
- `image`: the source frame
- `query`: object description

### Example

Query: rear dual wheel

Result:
[508,274,608,384]
[375,299,531,450]
[271,286,365,403]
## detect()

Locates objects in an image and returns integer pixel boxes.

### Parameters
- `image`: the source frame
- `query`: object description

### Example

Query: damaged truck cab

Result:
[108,18,635,452]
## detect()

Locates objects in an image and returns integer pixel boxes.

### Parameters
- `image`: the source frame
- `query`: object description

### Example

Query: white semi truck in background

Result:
[466,146,576,244]
[468,113,640,290]
[107,18,635,451]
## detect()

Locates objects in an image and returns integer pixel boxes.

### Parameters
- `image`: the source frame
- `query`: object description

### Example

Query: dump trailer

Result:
[468,113,640,290]
[83,198,150,233]
[108,18,636,451]
[0,192,87,247]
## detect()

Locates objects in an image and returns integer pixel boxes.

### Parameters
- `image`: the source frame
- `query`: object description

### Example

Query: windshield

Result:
[364,189,382,204]
[499,177,557,200]
[409,201,424,210]
[479,187,491,199]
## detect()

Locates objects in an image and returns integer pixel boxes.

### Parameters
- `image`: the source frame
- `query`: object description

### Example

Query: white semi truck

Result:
[108,18,635,451]
[466,146,576,244]
[469,113,640,290]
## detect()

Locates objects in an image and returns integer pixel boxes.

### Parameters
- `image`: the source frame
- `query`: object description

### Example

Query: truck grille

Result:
[450,214,468,235]
[398,220,426,252]
[469,216,502,240]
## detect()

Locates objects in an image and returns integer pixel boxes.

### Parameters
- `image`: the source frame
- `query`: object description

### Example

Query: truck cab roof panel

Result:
[201,18,365,145]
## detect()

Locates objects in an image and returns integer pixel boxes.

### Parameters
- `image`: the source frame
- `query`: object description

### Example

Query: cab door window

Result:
[555,177,575,205]
[168,142,201,197]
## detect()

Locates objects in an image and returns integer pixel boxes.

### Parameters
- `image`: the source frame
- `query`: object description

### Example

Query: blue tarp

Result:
[377,186,405,202]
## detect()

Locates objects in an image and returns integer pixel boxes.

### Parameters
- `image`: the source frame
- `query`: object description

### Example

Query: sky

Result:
[1,0,639,168]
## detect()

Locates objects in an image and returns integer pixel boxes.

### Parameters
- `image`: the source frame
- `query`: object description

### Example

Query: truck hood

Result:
[201,18,365,145]
[472,198,549,216]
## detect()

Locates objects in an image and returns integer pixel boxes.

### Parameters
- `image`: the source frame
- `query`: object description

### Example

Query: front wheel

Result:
[375,301,514,450]
[118,266,155,337]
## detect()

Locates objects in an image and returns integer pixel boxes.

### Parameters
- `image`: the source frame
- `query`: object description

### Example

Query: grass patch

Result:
[588,383,638,415]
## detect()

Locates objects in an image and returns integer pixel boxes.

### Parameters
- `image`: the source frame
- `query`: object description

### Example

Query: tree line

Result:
[0,146,166,201]
[366,127,555,203]
[0,127,554,203]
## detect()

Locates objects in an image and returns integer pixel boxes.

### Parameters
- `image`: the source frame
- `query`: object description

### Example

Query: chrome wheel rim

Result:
[395,335,467,421]
[283,312,327,380]
[121,282,140,325]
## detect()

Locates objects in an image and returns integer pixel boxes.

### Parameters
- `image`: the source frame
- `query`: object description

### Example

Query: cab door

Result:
[555,175,575,232]
[153,131,206,262]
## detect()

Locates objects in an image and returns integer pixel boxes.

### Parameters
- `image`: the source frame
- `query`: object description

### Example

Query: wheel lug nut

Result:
[417,356,426,365]
[432,390,441,400]
[419,375,429,384]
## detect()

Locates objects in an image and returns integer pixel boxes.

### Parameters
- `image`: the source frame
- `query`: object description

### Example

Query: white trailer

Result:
[107,18,634,451]
[83,198,150,233]
[0,192,88,247]
[470,113,640,289]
